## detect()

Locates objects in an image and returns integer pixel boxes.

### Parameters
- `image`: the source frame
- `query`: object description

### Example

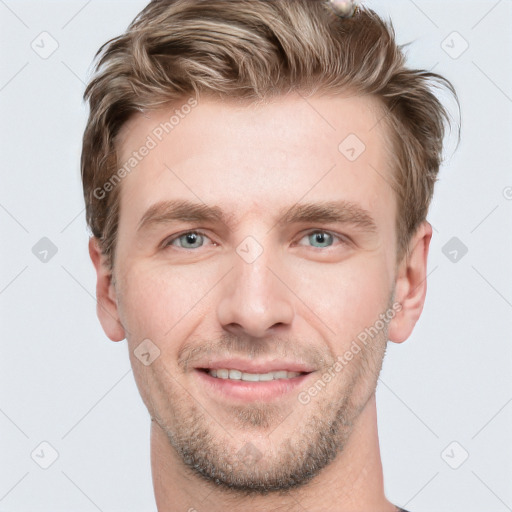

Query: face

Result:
[94,92,415,494]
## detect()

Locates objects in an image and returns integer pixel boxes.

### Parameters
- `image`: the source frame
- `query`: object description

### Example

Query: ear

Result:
[88,237,126,342]
[388,221,432,344]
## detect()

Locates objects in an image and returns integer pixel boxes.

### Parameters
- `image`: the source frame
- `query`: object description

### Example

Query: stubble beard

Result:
[150,327,388,496]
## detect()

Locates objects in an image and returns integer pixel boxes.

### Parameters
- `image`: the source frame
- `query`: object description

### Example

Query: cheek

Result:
[117,249,393,350]
[116,261,217,340]
[290,257,392,341]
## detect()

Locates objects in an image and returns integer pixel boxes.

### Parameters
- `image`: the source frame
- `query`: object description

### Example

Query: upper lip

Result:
[194,358,315,374]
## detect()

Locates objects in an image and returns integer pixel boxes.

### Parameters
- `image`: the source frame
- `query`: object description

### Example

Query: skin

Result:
[89,92,432,512]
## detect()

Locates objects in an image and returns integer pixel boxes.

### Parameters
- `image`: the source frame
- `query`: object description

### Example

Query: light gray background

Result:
[1,0,511,510]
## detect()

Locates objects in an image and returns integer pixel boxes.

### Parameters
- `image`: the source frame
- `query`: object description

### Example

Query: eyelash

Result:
[161,229,349,250]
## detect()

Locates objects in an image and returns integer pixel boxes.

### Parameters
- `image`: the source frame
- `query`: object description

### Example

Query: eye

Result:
[298,230,345,249]
[162,231,212,250]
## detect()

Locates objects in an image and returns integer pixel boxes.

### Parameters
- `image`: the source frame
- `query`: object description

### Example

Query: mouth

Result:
[193,360,315,402]
[198,368,307,381]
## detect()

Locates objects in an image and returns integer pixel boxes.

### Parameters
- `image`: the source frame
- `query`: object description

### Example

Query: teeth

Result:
[207,369,302,381]
[228,369,242,380]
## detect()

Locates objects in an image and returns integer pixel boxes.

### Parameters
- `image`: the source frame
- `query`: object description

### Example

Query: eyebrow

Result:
[277,200,377,233]
[136,198,378,234]
[137,199,231,233]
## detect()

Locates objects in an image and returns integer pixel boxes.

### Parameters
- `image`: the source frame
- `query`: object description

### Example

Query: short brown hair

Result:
[81,0,459,271]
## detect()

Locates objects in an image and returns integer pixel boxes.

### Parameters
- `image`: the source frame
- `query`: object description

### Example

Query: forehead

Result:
[115,93,395,229]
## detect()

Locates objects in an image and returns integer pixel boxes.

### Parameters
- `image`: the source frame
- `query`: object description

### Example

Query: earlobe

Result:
[388,221,432,344]
[88,237,126,342]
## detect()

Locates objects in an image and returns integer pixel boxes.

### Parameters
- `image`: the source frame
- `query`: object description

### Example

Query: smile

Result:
[206,369,304,381]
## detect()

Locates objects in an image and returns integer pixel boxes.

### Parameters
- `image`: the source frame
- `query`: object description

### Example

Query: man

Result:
[82,0,458,510]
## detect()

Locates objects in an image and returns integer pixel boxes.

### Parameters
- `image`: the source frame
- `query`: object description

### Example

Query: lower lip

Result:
[194,369,313,402]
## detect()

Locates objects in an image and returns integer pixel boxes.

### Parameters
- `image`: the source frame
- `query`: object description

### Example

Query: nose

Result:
[216,246,295,338]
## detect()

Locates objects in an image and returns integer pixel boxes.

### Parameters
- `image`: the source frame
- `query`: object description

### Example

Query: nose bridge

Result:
[216,237,295,337]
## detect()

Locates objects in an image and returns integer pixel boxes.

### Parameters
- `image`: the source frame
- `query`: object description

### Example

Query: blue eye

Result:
[167,232,206,249]
[163,230,344,251]
[301,231,343,248]
[308,231,333,248]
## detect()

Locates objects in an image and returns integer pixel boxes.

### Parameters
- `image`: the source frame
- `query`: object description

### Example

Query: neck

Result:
[151,393,395,512]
